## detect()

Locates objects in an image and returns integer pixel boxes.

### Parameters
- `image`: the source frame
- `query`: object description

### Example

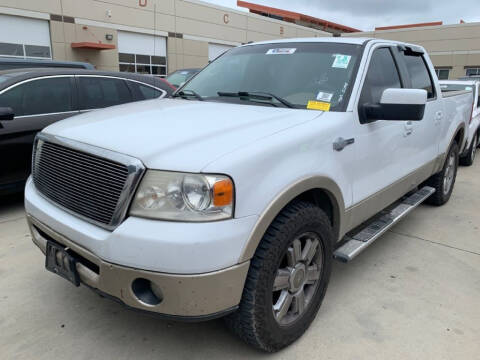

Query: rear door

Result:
[0,76,77,187]
[76,76,134,112]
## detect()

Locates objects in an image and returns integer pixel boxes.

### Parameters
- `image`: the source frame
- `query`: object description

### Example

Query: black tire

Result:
[224,201,333,352]
[459,133,477,166]
[425,141,459,206]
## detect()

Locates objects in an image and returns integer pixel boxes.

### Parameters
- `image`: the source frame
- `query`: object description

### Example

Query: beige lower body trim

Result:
[345,158,438,232]
[28,216,249,318]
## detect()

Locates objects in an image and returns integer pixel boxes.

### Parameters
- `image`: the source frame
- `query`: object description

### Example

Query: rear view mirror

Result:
[0,107,14,120]
[361,88,427,123]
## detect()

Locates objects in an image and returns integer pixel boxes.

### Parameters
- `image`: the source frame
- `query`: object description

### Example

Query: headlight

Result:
[129,170,234,221]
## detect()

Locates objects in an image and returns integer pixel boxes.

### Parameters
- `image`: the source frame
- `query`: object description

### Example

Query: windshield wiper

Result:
[217,91,296,108]
[173,89,204,101]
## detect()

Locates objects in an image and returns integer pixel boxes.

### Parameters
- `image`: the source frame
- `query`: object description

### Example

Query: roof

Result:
[375,21,443,31]
[244,37,372,46]
[237,1,360,33]
[0,68,174,94]
[0,57,94,69]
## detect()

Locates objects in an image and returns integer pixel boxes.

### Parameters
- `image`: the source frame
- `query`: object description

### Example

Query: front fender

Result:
[237,176,346,262]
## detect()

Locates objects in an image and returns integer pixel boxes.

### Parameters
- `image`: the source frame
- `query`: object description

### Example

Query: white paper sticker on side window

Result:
[316,91,333,102]
[266,48,297,55]
[332,54,351,69]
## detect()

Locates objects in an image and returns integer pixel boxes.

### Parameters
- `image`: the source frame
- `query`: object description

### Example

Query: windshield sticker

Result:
[307,101,331,111]
[316,91,333,102]
[266,48,296,55]
[332,54,351,69]
[466,86,473,91]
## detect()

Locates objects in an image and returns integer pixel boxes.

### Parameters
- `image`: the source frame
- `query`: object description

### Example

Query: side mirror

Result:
[360,88,427,123]
[0,107,14,121]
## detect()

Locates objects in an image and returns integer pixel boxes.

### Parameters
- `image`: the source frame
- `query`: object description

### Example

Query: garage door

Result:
[118,31,167,77]
[208,43,234,62]
[0,14,51,59]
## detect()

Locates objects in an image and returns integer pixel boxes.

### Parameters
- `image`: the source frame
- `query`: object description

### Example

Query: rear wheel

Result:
[225,201,333,352]
[425,141,459,206]
[459,133,477,166]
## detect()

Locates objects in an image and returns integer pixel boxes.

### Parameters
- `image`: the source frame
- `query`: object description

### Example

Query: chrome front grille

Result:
[32,133,145,230]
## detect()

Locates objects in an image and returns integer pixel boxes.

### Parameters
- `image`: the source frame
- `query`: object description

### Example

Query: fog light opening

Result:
[131,278,163,306]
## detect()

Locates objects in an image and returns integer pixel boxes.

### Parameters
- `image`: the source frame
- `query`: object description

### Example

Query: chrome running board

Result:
[334,186,435,263]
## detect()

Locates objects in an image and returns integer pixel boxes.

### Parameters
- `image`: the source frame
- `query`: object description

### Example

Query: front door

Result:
[0,76,77,189]
[348,45,409,227]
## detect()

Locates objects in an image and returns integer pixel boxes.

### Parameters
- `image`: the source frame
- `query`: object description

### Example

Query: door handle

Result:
[404,121,413,136]
[333,137,355,151]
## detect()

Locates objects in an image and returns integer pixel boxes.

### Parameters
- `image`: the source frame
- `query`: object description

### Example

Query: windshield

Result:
[167,70,198,87]
[181,42,362,111]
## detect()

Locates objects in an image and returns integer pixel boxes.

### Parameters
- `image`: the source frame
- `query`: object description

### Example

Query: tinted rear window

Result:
[79,77,132,109]
[402,54,435,99]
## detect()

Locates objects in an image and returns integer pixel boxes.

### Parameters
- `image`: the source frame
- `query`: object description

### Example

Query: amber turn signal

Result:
[213,179,233,207]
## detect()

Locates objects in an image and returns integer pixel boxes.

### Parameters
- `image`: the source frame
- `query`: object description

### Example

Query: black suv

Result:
[0,68,174,195]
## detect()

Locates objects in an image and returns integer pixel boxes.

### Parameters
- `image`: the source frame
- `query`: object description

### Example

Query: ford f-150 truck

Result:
[24,38,472,352]
[439,79,480,166]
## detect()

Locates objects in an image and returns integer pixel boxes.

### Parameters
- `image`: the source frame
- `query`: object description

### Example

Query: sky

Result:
[200,0,480,31]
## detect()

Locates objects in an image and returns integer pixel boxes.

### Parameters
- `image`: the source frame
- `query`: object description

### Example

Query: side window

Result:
[359,47,402,106]
[79,77,132,110]
[0,84,24,116]
[402,54,435,99]
[128,81,163,100]
[138,84,163,99]
[0,77,73,117]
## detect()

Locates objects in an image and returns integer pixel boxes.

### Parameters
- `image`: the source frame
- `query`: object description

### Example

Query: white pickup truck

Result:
[25,38,473,352]
[439,79,480,165]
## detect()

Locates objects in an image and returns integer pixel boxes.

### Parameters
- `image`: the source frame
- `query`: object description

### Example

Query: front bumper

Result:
[28,215,250,318]
[24,178,258,274]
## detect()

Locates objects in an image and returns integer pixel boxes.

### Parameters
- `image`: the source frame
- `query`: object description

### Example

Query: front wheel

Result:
[425,141,459,206]
[225,201,333,352]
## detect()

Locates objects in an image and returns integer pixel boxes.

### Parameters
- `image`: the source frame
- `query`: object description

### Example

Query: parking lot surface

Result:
[1,162,479,360]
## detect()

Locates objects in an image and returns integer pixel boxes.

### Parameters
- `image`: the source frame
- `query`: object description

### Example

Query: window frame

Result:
[435,68,450,80]
[76,75,134,111]
[118,52,167,78]
[397,48,437,101]
[74,74,167,111]
[465,67,480,77]
[0,75,76,118]
[357,45,404,124]
[0,41,52,60]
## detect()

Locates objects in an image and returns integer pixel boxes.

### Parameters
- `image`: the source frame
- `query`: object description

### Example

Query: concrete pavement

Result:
[1,162,479,359]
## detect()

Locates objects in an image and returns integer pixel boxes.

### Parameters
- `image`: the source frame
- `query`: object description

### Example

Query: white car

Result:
[440,79,480,165]
[25,38,472,352]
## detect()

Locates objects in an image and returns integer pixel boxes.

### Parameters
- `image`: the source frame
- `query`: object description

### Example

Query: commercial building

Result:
[236,1,359,35]
[344,21,480,79]
[0,0,332,75]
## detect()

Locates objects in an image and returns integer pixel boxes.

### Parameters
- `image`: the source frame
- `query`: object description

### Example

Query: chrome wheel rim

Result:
[443,152,456,195]
[272,232,323,326]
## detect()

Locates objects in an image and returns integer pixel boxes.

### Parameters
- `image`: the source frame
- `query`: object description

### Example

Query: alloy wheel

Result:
[272,232,323,326]
[443,151,456,195]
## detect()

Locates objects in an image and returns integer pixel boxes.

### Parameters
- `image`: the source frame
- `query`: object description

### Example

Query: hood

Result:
[44,99,321,172]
